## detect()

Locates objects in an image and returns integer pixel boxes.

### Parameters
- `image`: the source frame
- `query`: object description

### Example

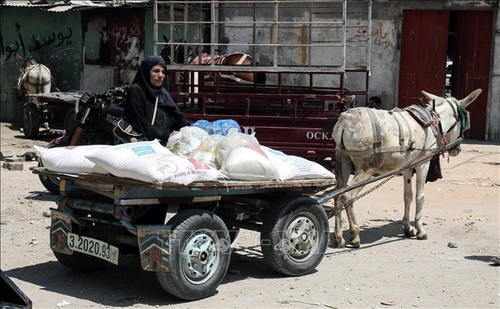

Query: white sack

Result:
[220,145,277,181]
[262,146,335,180]
[215,130,260,169]
[34,144,111,174]
[86,140,219,185]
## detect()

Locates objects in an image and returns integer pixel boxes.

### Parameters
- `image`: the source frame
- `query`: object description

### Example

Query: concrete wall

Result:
[0,8,82,123]
[1,1,498,140]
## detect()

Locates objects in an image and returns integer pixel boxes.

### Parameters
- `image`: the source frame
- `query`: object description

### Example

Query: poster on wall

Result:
[83,9,144,70]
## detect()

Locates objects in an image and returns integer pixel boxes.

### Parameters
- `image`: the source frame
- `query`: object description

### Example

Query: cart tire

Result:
[156,209,231,300]
[38,160,60,195]
[260,195,329,276]
[52,250,108,272]
[22,102,40,139]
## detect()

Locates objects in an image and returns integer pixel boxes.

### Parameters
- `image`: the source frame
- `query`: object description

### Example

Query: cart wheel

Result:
[52,250,108,272]
[37,160,60,195]
[22,102,40,139]
[64,108,76,134]
[260,195,329,276]
[156,209,231,300]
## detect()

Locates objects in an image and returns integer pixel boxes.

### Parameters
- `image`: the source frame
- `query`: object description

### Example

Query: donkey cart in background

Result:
[22,91,82,139]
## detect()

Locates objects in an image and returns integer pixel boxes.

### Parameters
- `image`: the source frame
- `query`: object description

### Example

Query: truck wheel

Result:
[156,209,231,300]
[260,195,329,276]
[23,102,40,139]
[38,160,60,195]
[53,250,108,272]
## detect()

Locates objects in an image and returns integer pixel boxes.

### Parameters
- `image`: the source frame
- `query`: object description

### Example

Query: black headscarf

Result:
[132,55,176,107]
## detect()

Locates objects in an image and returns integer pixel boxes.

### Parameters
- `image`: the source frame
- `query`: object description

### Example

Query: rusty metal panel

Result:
[451,11,492,140]
[398,10,449,108]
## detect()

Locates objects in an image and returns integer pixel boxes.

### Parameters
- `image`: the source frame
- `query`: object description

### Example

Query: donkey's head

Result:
[422,89,482,156]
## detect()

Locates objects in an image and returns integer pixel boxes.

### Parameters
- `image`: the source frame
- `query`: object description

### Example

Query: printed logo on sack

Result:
[157,158,177,175]
[132,146,156,156]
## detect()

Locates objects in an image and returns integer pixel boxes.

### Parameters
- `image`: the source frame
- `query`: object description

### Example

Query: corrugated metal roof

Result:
[1,0,151,11]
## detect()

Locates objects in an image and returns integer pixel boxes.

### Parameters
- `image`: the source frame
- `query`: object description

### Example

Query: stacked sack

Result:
[35,119,334,185]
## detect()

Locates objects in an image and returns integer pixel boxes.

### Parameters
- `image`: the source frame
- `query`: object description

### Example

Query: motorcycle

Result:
[38,86,142,194]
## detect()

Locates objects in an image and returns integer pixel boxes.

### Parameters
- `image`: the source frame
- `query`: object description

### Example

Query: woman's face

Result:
[149,64,165,88]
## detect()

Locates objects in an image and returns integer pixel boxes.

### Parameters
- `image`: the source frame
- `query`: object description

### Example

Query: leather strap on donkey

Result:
[404,105,434,127]
[366,108,382,154]
[364,105,444,155]
[404,105,446,149]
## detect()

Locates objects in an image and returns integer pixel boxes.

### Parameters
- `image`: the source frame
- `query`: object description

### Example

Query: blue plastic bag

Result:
[212,119,241,136]
[191,119,214,134]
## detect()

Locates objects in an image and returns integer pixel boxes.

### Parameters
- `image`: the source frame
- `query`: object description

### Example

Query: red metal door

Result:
[451,11,492,139]
[398,10,449,108]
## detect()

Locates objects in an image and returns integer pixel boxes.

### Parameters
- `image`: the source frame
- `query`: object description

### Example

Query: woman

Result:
[124,55,191,145]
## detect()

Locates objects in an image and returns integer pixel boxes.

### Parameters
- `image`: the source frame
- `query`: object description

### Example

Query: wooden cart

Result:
[22,91,82,139]
[33,168,337,301]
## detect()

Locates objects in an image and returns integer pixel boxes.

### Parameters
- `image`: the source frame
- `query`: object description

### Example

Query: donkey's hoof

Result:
[351,241,360,248]
[404,227,417,238]
[350,237,360,248]
[335,238,346,248]
[417,232,428,240]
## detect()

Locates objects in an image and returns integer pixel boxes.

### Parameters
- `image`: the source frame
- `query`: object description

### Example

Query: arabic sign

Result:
[0,23,73,61]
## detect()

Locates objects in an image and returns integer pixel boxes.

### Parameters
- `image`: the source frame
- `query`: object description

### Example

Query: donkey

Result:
[332,89,482,248]
[16,56,52,95]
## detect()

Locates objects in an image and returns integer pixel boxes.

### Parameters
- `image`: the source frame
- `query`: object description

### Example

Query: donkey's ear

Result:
[459,89,482,108]
[421,90,441,102]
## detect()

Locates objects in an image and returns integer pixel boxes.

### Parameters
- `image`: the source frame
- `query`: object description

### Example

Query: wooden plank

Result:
[33,167,336,192]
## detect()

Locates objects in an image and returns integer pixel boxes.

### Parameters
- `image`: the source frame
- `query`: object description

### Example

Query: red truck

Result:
[166,65,368,162]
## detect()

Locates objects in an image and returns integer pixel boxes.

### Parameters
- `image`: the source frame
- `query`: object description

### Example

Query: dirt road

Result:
[1,122,499,308]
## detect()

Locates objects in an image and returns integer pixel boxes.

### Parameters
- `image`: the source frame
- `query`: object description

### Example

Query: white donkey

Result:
[332,89,482,248]
[16,57,52,95]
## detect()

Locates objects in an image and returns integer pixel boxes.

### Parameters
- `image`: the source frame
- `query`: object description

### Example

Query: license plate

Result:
[67,233,119,265]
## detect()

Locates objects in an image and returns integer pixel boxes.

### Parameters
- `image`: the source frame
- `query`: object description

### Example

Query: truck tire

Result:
[156,209,231,301]
[22,102,40,139]
[53,250,108,272]
[260,195,329,276]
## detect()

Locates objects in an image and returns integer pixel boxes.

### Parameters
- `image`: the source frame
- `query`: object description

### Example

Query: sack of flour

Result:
[86,140,219,185]
[219,145,277,181]
[215,130,260,169]
[34,144,111,175]
[262,146,335,180]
